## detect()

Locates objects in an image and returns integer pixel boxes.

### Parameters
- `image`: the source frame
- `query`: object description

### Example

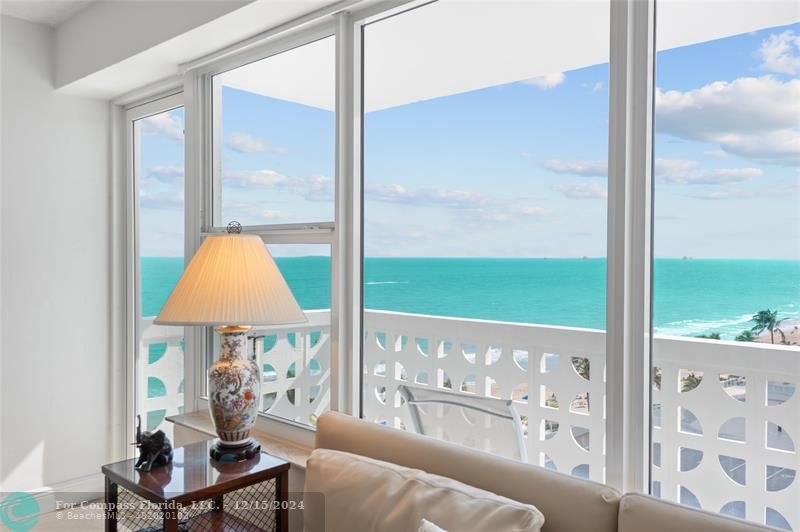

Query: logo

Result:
[0,493,40,531]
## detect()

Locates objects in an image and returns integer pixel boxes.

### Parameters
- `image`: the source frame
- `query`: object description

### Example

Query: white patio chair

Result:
[398,384,528,462]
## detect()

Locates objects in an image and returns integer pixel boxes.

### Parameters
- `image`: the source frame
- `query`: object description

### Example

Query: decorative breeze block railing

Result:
[140,309,798,530]
[652,337,798,531]
[140,318,184,433]
[362,310,607,485]
[252,310,331,426]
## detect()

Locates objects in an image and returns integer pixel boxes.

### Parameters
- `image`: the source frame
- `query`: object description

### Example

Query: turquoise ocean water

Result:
[142,257,800,340]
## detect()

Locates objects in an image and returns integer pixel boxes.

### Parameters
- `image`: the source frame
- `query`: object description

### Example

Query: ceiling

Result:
[220,0,800,114]
[0,0,96,26]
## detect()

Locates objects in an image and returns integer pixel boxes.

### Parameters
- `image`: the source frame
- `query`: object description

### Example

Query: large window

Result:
[651,7,799,530]
[206,35,336,427]
[361,0,609,482]
[165,0,798,521]
[131,101,185,438]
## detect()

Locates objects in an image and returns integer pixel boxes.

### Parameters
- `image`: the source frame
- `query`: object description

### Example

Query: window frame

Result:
[168,0,656,490]
[122,90,185,459]
[184,18,355,447]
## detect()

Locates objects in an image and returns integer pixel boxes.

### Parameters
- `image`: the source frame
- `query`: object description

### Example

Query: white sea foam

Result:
[654,314,756,338]
[656,308,800,339]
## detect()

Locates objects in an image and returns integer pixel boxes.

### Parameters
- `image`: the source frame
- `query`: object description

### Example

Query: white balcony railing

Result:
[140,309,798,531]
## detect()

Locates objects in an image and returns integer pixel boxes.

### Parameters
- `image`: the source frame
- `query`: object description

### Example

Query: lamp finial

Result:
[226,221,242,234]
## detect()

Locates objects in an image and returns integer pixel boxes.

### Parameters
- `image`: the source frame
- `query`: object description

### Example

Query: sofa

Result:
[303,411,772,532]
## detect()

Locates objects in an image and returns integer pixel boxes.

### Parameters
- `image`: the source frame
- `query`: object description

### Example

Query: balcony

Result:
[141,310,799,531]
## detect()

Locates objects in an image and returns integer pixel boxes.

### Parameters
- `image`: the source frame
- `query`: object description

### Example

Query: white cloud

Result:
[226,132,287,154]
[554,182,607,199]
[224,201,289,222]
[223,169,303,189]
[655,158,762,185]
[222,169,336,203]
[655,76,800,165]
[366,183,501,208]
[703,149,728,158]
[478,206,550,222]
[147,165,183,183]
[522,72,566,89]
[305,175,334,202]
[758,30,800,75]
[542,157,763,185]
[582,81,605,92]
[366,183,550,224]
[140,113,183,141]
[543,159,608,177]
[140,188,183,209]
[684,189,755,200]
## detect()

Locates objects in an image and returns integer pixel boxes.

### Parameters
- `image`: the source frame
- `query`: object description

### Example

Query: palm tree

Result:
[682,372,702,392]
[751,310,779,344]
[735,330,755,342]
[696,332,721,340]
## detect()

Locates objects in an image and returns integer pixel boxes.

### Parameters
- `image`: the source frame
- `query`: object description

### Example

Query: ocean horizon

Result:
[142,257,800,340]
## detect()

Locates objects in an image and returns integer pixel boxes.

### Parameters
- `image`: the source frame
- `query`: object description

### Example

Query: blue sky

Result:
[139,21,799,259]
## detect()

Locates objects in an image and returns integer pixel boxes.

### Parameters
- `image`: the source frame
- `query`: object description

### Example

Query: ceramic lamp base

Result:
[208,326,261,461]
[209,439,262,462]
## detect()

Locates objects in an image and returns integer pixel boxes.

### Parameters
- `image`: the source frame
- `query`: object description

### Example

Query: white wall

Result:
[54,0,253,89]
[0,15,111,493]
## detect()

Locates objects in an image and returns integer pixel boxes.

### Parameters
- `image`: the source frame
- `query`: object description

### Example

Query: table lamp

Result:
[154,222,306,461]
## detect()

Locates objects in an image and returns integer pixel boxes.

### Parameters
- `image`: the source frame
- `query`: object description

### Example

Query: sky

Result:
[138,20,800,259]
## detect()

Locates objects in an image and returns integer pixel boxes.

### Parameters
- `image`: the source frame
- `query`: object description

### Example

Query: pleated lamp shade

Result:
[154,234,307,326]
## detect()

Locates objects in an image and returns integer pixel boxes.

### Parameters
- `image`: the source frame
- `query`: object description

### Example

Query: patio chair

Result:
[398,383,528,462]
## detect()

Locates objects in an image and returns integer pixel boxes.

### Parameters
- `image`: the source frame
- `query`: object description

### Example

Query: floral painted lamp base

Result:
[208,326,262,461]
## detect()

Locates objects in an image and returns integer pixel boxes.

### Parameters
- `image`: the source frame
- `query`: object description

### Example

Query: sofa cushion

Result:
[618,493,775,532]
[303,448,545,532]
[314,411,620,532]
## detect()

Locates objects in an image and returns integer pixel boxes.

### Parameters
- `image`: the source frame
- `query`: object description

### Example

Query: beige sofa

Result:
[304,411,772,532]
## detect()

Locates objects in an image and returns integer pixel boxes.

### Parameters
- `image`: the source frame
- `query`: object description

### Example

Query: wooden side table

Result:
[102,440,290,532]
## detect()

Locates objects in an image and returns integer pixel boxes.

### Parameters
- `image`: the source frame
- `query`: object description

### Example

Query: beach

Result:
[755,318,800,346]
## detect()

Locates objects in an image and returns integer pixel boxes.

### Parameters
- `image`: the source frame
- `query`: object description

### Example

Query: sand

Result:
[754,318,800,347]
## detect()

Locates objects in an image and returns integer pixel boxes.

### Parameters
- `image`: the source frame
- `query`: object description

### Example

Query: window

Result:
[361,0,609,480]
[205,35,336,428]
[651,6,799,529]
[130,100,185,439]
[212,36,336,227]
[166,0,797,506]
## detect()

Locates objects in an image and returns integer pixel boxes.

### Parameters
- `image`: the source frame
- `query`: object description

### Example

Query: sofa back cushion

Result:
[304,448,545,532]
[314,412,621,532]
[618,493,776,532]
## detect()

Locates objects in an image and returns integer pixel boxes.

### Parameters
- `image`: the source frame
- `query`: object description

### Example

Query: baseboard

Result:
[26,472,105,514]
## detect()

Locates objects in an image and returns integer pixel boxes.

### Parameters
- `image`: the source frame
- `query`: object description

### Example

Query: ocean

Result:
[142,257,800,340]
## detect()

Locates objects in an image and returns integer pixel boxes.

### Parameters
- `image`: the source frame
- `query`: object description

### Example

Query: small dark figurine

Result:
[133,415,173,472]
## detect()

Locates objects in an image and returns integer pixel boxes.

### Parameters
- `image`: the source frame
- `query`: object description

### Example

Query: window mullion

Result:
[333,10,362,416]
[606,0,656,494]
[184,71,208,416]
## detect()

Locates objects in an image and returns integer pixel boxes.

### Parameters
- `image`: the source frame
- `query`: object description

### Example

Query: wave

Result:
[366,281,409,285]
[654,314,757,338]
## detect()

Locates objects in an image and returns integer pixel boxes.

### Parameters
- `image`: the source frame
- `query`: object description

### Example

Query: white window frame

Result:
[184,19,353,448]
[107,0,660,490]
[118,90,185,459]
